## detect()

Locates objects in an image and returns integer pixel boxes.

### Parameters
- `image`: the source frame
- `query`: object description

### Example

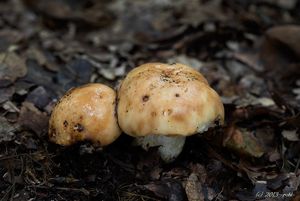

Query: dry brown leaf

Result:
[18,102,49,136]
[26,47,58,72]
[0,52,27,87]
[22,0,114,27]
[266,25,300,57]
[185,173,204,201]
[177,0,229,27]
[223,126,265,158]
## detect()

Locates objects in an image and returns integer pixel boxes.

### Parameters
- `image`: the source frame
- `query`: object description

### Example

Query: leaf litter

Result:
[0,0,300,200]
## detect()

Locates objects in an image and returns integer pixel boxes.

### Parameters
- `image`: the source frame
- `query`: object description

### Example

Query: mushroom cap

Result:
[117,63,224,137]
[49,83,121,146]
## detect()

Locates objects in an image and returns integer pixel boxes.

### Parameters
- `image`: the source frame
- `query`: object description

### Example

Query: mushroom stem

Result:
[134,135,186,163]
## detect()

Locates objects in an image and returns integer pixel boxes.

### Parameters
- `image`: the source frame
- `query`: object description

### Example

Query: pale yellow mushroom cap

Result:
[117,63,224,137]
[49,83,121,146]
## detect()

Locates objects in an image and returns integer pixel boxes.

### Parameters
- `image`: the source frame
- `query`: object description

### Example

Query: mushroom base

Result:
[134,135,186,163]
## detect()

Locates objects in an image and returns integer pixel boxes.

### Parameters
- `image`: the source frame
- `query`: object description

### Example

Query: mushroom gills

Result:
[134,135,186,163]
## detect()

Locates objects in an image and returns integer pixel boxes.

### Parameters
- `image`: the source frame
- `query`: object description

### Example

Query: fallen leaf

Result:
[255,127,279,162]
[184,173,204,201]
[0,52,27,87]
[283,173,300,196]
[255,97,276,107]
[282,130,299,141]
[234,94,275,108]
[18,102,49,136]
[23,59,62,95]
[99,67,116,80]
[26,47,58,71]
[2,101,20,113]
[26,86,52,109]
[0,116,17,142]
[183,163,217,201]
[150,167,163,180]
[22,0,114,27]
[0,29,24,51]
[266,25,300,57]
[267,174,291,190]
[223,126,265,158]
[167,55,204,71]
[0,86,15,104]
[238,160,278,183]
[260,25,300,95]
[68,58,94,84]
[143,179,187,201]
[176,0,230,27]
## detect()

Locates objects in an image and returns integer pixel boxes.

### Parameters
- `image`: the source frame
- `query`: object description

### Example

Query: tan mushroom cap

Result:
[49,83,121,146]
[117,63,224,137]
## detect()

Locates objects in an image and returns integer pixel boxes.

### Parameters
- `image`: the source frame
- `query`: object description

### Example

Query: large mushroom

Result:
[117,63,224,162]
[49,83,121,146]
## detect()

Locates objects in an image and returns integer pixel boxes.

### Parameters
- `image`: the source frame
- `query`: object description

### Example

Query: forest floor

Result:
[0,0,300,200]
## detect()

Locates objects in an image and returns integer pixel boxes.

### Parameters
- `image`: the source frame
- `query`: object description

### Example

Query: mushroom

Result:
[117,63,224,162]
[49,83,121,146]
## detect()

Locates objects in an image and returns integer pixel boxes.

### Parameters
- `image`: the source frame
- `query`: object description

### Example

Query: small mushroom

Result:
[49,83,121,146]
[117,63,224,162]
